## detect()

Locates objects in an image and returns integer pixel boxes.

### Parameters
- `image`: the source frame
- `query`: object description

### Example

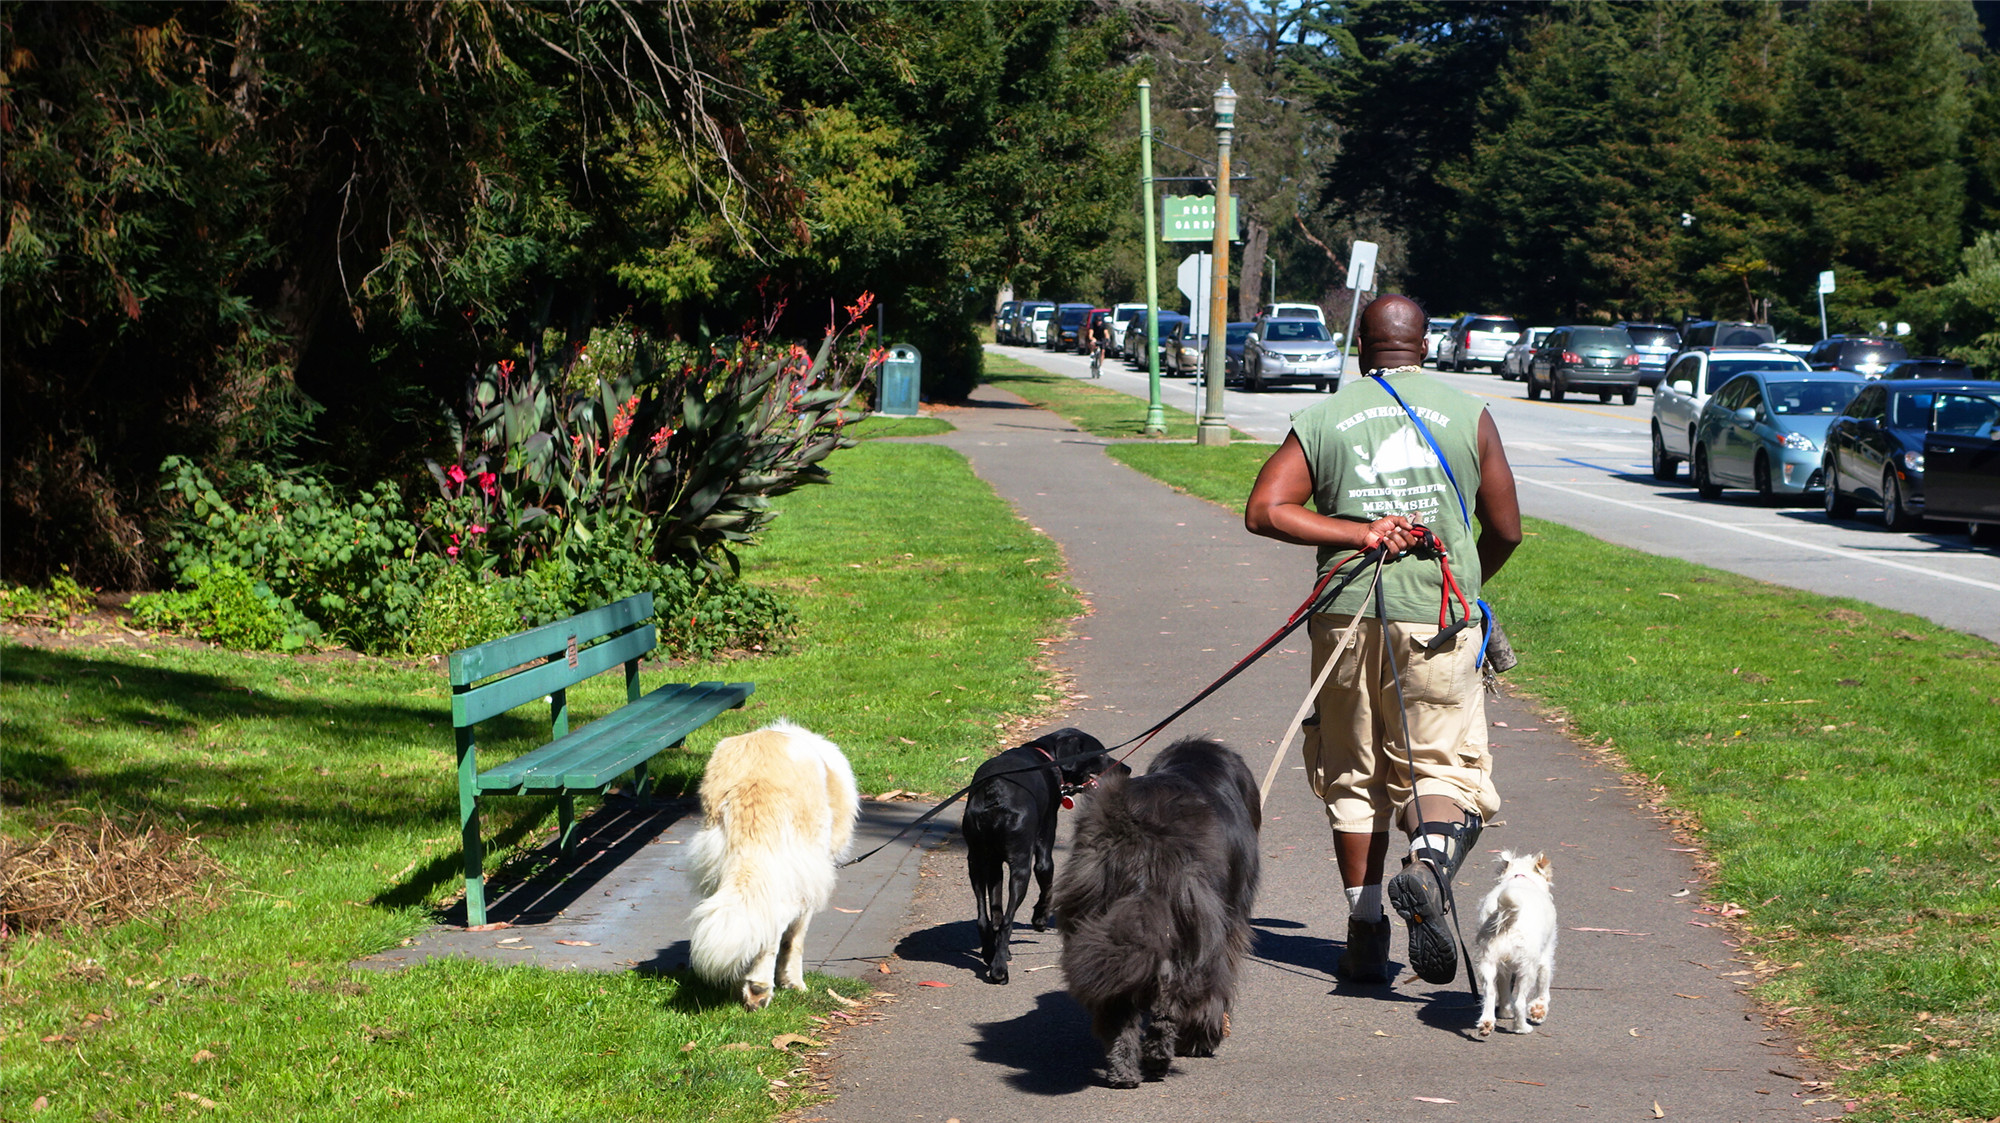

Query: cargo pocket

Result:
[1399,628,1473,707]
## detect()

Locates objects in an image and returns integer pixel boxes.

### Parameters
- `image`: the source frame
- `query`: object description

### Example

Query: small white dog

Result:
[1473,850,1557,1037]
[686,720,859,1009]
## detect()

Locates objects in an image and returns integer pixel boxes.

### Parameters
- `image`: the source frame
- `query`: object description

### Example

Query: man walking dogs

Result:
[1244,294,1522,987]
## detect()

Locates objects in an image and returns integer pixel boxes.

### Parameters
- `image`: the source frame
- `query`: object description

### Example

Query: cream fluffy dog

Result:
[686,720,859,1009]
[1473,850,1557,1036]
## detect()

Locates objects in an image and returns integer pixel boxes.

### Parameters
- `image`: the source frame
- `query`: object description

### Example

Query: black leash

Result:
[839,544,1390,868]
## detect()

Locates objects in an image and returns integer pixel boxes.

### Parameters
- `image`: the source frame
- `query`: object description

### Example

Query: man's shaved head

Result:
[1359,294,1427,346]
[1356,294,1428,371]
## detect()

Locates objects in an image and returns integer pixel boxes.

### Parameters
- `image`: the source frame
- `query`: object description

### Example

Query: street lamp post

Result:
[1139,80,1165,436]
[1197,80,1236,448]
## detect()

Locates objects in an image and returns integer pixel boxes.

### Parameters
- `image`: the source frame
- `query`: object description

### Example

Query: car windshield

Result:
[1569,327,1631,348]
[1266,321,1329,342]
[1468,317,1519,335]
[1625,327,1679,348]
[1707,358,1806,393]
[1766,381,1857,416]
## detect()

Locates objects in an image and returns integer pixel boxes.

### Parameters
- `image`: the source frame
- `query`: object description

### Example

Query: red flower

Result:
[498,359,515,377]
[649,426,674,453]
[447,464,467,487]
[611,394,640,443]
[477,471,498,498]
[845,291,876,323]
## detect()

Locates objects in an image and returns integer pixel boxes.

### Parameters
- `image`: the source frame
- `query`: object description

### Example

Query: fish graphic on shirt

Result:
[1351,428,1440,485]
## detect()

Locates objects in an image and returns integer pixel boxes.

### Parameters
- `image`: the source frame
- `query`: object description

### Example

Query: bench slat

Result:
[449,593,654,687]
[476,681,753,791]
[452,625,654,728]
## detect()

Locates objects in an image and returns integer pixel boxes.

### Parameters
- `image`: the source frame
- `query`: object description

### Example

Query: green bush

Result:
[0,571,96,628]
[128,563,317,651]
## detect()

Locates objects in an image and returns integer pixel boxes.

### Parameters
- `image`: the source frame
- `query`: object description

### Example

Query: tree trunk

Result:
[1238,219,1269,322]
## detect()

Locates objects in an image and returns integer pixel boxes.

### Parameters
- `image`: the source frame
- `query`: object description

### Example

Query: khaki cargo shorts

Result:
[1302,613,1499,834]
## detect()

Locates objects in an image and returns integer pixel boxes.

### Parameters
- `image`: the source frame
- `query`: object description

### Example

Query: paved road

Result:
[822,385,1829,1121]
[991,342,2000,644]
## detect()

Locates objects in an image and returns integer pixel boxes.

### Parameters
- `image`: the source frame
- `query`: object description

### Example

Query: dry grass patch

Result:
[0,812,226,942]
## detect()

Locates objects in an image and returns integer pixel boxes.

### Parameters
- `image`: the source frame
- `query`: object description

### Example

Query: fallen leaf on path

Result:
[191,1050,215,1064]
[896,737,917,745]
[1505,1079,1545,1086]
[876,962,892,974]
[1689,921,1717,928]
[681,1042,695,1052]
[466,922,511,932]
[826,989,860,1007]
[1671,889,1691,897]
[1413,1096,1458,1104]
[875,790,906,801]
[1674,993,1706,1000]
[554,940,596,947]
[771,1034,823,1050]
[917,981,950,987]
[1372,1030,1395,1037]
[832,907,862,914]
[721,1042,757,1051]
[1658,592,1681,600]
[1023,964,1058,972]
[497,937,522,944]
[1570,927,1651,936]
[1666,847,1699,853]
[1653,1101,1665,1118]
[1630,1028,1643,1036]
[1610,886,1634,892]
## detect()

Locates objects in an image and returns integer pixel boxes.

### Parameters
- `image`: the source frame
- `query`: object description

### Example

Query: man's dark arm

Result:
[1473,410,1523,580]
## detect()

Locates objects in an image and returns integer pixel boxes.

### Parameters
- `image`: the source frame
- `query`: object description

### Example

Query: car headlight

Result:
[1267,354,1288,367]
[1781,431,1815,451]
[1903,450,1924,473]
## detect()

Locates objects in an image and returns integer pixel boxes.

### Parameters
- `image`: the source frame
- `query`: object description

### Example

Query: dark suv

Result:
[1803,336,1909,378]
[1680,320,1777,350]
[1048,303,1094,350]
[1879,357,1978,381]
[1615,322,1681,388]
[1527,325,1642,404]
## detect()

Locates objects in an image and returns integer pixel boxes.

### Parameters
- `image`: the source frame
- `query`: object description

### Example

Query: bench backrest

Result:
[448,593,656,730]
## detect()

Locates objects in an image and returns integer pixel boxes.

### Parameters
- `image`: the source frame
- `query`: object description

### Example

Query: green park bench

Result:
[448,592,753,927]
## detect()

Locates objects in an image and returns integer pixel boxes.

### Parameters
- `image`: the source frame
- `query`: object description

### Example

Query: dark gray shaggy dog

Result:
[1050,737,1261,1088]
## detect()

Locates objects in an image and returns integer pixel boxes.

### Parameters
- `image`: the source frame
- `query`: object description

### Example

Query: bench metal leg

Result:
[558,793,578,856]
[457,728,488,928]
[631,760,652,803]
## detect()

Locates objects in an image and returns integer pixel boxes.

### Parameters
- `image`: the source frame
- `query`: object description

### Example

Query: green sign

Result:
[1161,195,1241,242]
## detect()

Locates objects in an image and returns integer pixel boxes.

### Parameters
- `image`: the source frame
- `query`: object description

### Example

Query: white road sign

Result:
[1346,240,1379,292]
[1818,269,1836,295]
[1178,252,1214,336]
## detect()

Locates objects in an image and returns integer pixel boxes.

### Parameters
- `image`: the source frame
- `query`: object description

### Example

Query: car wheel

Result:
[1754,454,1778,506]
[1548,375,1566,403]
[1694,446,1722,500]
[1527,372,1543,401]
[1599,391,1612,403]
[1823,457,1857,519]
[1970,521,2000,546]
[1882,469,1919,531]
[1650,425,1679,481]
[1622,386,1638,406]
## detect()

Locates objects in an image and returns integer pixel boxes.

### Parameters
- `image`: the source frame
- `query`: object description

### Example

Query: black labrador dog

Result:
[962,727,1126,984]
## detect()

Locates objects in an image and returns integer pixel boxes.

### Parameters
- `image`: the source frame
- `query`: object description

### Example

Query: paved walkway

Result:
[816,385,1829,1121]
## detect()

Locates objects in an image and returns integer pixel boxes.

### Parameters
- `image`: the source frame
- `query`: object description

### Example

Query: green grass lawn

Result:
[1096,442,2000,1123]
[0,438,1077,1122]
[843,414,954,440]
[981,352,1257,441]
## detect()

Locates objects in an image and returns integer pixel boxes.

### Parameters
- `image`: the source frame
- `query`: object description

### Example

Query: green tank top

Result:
[1290,369,1485,623]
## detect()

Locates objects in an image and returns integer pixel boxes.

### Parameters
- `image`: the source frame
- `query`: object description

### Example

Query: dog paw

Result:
[742,982,773,1011]
[1476,1018,1494,1038]
[985,963,1009,985]
[1527,1000,1547,1024]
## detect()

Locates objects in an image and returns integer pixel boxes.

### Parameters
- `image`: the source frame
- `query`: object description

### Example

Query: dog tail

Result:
[685,795,837,987]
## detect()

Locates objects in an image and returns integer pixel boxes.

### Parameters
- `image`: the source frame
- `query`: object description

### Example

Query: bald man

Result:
[1245,294,1522,988]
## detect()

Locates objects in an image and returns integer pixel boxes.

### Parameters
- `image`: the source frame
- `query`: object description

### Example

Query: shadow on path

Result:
[970,990,1100,1096]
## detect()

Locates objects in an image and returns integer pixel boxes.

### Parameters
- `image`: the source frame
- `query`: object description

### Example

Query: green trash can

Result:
[879,344,921,417]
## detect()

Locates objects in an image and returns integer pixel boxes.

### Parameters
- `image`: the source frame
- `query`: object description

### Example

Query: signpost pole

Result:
[1140,80,1165,436]
[1197,81,1237,448]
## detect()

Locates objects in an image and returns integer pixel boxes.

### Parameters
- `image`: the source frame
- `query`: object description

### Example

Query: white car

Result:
[1029,305,1054,346]
[1107,302,1147,357]
[1259,301,1326,324]
[1650,349,1810,480]
[1423,317,1453,366]
[1499,327,1553,382]
[1437,313,1521,372]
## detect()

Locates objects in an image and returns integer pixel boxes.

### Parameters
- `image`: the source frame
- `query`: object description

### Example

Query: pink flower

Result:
[447,464,467,487]
[447,545,459,557]
[649,426,674,453]
[477,471,497,498]
[469,524,487,535]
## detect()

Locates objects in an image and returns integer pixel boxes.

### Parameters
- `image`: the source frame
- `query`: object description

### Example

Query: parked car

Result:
[1879,357,1979,381]
[1805,335,1908,378]
[1048,303,1094,350]
[1499,327,1554,382]
[1436,313,1521,372]
[1081,308,1112,354]
[1223,321,1254,379]
[1145,312,1193,373]
[1616,322,1682,388]
[1258,302,1326,324]
[1423,317,1454,366]
[1822,379,1998,530]
[994,300,1019,339]
[1107,302,1148,357]
[1026,303,1055,345]
[1243,317,1343,391]
[1007,301,1052,345]
[1691,369,1865,504]
[1679,320,1777,349]
[1526,325,1642,404]
[1920,388,2000,543]
[1651,349,1811,480]
[1161,317,1205,378]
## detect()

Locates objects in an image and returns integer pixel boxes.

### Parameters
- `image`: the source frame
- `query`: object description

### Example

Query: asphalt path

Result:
[821,384,1830,1121]
[990,342,2000,644]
